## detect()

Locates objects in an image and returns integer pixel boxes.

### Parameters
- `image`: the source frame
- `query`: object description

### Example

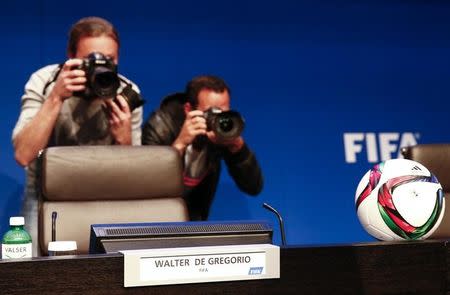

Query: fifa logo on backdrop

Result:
[344,132,420,163]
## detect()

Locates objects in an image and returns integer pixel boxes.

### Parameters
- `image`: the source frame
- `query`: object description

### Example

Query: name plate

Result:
[121,244,280,287]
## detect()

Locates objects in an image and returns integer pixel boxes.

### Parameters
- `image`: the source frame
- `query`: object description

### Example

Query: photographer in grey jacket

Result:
[142,75,263,220]
[12,17,143,256]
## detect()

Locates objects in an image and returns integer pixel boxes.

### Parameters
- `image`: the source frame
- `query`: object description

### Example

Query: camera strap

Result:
[42,64,64,96]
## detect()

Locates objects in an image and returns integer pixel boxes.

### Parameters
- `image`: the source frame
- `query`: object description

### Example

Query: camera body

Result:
[74,52,145,111]
[75,52,120,99]
[203,107,245,140]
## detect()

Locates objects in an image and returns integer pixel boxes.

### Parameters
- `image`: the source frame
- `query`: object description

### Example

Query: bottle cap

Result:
[48,241,77,252]
[9,216,25,226]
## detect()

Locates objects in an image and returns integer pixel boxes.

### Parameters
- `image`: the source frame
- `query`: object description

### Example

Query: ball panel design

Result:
[355,158,445,241]
[393,181,441,227]
[355,162,383,210]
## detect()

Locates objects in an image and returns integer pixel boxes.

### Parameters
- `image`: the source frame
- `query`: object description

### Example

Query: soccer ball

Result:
[355,158,445,241]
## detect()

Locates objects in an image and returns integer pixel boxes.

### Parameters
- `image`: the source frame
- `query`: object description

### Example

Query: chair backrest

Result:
[37,145,189,255]
[401,143,450,239]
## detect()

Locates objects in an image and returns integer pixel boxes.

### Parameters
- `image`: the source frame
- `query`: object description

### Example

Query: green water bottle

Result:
[1,216,32,259]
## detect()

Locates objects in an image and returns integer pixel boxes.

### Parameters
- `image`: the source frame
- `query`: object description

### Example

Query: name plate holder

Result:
[121,244,280,287]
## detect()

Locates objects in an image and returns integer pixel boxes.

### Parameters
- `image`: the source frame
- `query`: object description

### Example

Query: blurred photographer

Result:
[12,17,143,255]
[142,75,263,221]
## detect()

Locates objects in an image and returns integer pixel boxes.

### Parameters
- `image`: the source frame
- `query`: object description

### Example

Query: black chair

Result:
[401,144,450,239]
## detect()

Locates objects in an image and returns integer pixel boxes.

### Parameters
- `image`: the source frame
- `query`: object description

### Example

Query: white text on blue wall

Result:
[343,132,419,163]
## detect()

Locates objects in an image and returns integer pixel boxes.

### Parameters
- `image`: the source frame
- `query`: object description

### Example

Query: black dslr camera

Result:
[75,52,120,99]
[74,52,145,111]
[203,107,245,140]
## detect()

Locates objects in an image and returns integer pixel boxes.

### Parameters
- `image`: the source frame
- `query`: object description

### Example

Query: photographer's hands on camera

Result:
[173,110,244,155]
[51,59,86,100]
[51,58,132,145]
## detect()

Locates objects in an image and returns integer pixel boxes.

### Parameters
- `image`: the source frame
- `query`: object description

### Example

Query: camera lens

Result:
[114,84,145,111]
[91,67,120,98]
[218,117,234,132]
[96,72,115,88]
[215,111,244,140]
[204,108,245,140]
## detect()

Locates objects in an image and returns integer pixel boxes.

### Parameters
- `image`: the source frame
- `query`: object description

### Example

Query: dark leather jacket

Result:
[142,93,263,220]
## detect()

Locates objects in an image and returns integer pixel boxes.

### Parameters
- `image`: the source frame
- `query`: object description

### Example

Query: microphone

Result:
[263,202,287,246]
[51,211,57,242]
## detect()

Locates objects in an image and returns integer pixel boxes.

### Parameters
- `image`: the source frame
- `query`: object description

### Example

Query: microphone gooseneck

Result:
[263,202,287,246]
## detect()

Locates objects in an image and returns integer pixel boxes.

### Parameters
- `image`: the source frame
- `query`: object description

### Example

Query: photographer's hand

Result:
[50,59,86,101]
[172,110,207,154]
[207,132,244,154]
[13,59,87,166]
[106,95,132,145]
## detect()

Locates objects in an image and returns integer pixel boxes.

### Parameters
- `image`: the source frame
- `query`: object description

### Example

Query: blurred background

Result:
[1,0,450,245]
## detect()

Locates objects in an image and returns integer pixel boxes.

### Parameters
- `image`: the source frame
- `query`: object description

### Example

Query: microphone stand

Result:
[263,202,287,246]
[51,211,57,242]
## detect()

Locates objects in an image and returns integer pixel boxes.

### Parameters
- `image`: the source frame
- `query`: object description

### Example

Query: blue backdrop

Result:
[1,0,450,246]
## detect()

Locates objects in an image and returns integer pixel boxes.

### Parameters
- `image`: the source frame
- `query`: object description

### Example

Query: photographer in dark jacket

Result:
[142,75,263,220]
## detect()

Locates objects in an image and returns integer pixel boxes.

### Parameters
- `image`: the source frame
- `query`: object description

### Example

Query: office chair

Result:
[401,143,450,239]
[37,145,188,255]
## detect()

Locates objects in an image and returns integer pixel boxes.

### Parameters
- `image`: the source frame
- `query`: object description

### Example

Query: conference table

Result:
[0,240,447,294]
